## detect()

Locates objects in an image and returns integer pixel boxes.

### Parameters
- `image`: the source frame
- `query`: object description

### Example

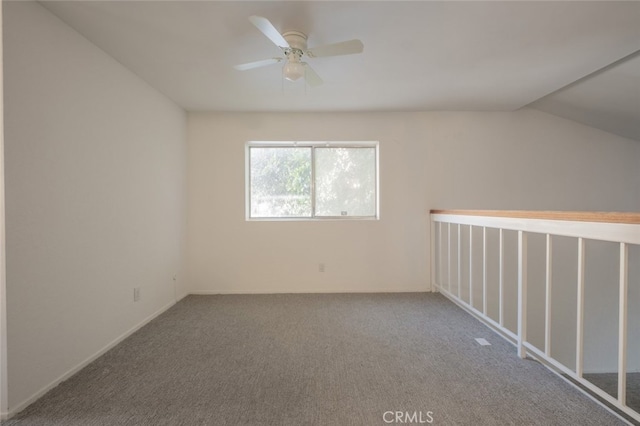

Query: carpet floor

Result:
[2,293,630,425]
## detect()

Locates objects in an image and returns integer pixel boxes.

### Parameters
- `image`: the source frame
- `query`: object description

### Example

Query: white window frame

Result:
[245,141,380,221]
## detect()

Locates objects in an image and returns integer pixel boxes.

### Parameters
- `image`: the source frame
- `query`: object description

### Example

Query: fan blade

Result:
[303,64,323,87]
[307,39,364,58]
[234,58,283,71]
[249,15,290,48]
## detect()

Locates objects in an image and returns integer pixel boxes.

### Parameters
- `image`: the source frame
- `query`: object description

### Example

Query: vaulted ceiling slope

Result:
[40,1,640,141]
[531,52,640,142]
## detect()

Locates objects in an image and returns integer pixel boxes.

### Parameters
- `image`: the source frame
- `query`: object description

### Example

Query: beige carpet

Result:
[3,293,629,425]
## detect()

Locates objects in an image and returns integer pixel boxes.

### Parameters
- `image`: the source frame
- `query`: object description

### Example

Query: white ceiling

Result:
[40,1,640,139]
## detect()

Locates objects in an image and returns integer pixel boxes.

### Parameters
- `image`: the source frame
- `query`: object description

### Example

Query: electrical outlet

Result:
[133,287,140,302]
[319,263,325,273]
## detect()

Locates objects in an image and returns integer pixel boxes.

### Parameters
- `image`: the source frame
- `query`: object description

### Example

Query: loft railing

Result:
[430,210,640,423]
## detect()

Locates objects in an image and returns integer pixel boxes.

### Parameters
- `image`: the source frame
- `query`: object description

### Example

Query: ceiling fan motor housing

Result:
[282,30,308,53]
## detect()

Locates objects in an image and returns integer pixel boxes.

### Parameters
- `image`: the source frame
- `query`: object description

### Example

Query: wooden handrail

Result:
[430,209,640,225]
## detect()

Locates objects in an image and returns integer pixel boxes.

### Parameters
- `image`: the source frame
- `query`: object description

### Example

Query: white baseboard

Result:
[189,288,432,295]
[4,300,176,420]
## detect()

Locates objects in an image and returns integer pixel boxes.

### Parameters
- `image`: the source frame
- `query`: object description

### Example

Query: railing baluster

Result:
[457,224,462,298]
[518,231,527,359]
[499,228,504,327]
[438,222,443,289]
[448,223,452,292]
[576,237,585,377]
[482,227,487,315]
[545,234,552,357]
[618,242,628,406]
[430,218,436,292]
[469,226,473,307]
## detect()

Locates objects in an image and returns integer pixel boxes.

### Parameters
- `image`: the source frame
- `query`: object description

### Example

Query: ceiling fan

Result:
[234,15,364,87]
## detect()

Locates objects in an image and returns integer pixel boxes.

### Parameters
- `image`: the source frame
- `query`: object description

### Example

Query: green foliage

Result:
[315,147,376,217]
[250,147,312,217]
[250,146,376,218]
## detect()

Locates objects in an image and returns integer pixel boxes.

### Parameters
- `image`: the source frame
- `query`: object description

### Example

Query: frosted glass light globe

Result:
[283,62,305,81]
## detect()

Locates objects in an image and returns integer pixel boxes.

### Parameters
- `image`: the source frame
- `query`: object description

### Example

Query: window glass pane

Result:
[250,147,312,217]
[315,147,376,217]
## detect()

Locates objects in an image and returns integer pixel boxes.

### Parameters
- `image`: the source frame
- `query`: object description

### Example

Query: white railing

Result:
[430,210,640,423]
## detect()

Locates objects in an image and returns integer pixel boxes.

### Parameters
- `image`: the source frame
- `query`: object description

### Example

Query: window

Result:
[247,142,379,220]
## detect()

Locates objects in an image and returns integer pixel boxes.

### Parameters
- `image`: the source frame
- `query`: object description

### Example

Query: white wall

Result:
[426,110,640,211]
[188,112,430,294]
[188,109,640,373]
[3,2,187,413]
[0,0,8,417]
[188,109,639,294]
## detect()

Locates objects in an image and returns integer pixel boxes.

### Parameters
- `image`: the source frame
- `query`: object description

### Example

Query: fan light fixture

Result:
[283,61,305,81]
